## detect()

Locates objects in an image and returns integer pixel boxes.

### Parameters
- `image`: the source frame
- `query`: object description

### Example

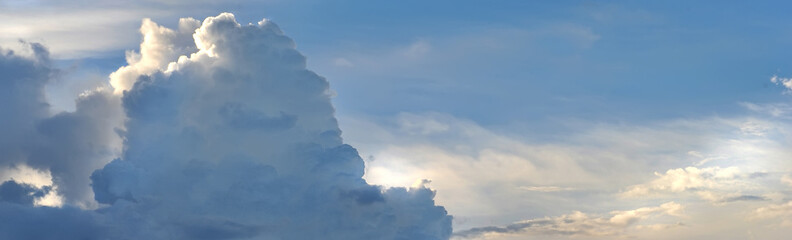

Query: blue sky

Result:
[297,1,790,124]
[41,1,792,127]
[2,1,792,239]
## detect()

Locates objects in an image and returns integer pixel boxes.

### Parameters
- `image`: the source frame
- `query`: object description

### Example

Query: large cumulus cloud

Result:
[0,13,452,239]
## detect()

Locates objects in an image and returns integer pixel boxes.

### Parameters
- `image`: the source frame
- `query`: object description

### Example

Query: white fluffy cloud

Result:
[108,17,200,93]
[771,75,792,90]
[89,13,452,239]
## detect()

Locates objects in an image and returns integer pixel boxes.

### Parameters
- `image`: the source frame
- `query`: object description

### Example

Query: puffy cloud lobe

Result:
[109,17,200,94]
[88,13,451,239]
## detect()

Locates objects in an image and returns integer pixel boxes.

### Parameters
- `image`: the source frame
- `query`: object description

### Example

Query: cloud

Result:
[623,166,741,195]
[0,180,50,206]
[739,121,772,136]
[109,17,200,94]
[621,166,765,203]
[0,8,163,58]
[0,203,110,239]
[333,57,354,67]
[0,42,118,232]
[782,174,792,187]
[517,186,576,192]
[403,39,431,58]
[740,102,792,119]
[3,6,792,240]
[0,42,52,160]
[0,13,452,239]
[771,75,792,90]
[0,164,53,189]
[453,202,683,239]
[0,0,262,58]
[751,201,792,220]
[0,42,124,208]
[345,113,607,228]
[96,12,451,239]
[750,201,792,228]
[720,195,767,203]
[339,111,792,237]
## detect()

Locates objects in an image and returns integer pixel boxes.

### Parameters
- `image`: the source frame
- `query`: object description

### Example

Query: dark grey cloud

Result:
[0,42,53,169]
[0,180,49,205]
[721,195,768,203]
[28,91,123,207]
[0,203,110,240]
[0,42,124,208]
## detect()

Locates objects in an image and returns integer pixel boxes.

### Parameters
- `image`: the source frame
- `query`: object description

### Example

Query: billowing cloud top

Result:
[0,13,452,239]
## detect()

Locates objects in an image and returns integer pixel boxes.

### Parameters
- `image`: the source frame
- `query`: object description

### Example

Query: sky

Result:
[1,1,792,239]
